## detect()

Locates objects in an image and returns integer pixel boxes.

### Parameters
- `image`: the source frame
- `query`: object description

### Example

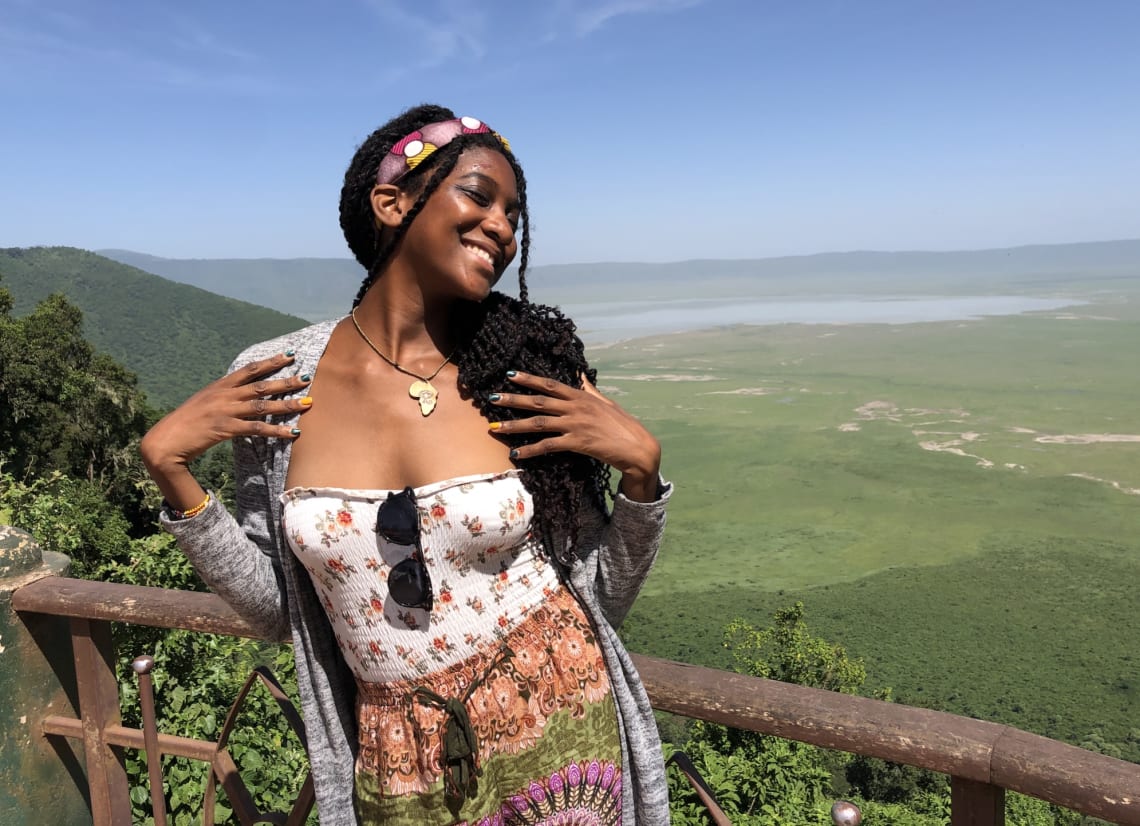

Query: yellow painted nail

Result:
[488,421,502,431]
[300,396,314,406]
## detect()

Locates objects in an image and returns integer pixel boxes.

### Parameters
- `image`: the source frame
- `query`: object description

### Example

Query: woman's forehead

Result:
[450,147,519,194]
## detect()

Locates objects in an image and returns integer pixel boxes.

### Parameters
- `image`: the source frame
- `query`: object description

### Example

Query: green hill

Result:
[0,247,308,408]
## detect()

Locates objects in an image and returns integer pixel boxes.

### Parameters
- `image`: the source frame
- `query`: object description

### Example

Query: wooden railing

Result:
[12,575,1140,825]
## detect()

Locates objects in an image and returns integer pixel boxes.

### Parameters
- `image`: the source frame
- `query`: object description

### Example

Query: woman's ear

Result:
[370,183,406,229]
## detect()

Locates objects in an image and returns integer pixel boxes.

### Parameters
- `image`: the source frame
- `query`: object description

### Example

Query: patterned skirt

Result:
[354,588,623,825]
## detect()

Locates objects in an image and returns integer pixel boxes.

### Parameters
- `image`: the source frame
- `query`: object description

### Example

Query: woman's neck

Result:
[353,276,455,365]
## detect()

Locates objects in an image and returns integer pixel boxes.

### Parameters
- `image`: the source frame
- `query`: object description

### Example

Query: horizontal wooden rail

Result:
[42,716,219,762]
[13,577,261,638]
[13,576,1140,825]
[636,656,1139,824]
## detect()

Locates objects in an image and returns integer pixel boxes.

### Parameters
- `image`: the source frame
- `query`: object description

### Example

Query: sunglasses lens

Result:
[389,557,433,611]
[376,489,419,545]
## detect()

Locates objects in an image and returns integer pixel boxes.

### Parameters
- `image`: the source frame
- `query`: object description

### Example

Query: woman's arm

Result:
[141,352,312,640]
[158,434,291,640]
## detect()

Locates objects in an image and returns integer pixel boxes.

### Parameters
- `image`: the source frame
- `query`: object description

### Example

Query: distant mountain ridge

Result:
[98,249,364,322]
[0,247,308,407]
[101,239,1140,318]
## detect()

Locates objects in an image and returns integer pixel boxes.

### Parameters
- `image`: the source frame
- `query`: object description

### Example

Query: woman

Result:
[141,104,671,825]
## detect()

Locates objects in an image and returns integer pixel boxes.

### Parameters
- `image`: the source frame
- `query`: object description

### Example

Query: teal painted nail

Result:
[489,393,502,402]
[506,370,518,378]
[300,373,312,382]
[284,349,295,357]
[291,428,301,436]
[509,449,519,459]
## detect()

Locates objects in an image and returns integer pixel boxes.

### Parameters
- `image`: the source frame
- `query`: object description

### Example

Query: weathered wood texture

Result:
[14,577,1140,825]
[13,577,259,638]
[634,655,1140,824]
[951,776,1005,826]
[70,618,131,825]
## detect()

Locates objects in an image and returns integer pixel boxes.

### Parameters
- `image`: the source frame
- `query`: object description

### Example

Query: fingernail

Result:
[488,422,502,431]
[284,349,295,357]
[509,449,519,459]
[489,393,502,402]
[506,370,517,378]
[300,396,314,406]
[291,428,302,436]
[300,373,312,382]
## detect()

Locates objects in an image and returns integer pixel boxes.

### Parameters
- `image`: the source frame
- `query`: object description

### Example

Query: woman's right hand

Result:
[140,352,312,507]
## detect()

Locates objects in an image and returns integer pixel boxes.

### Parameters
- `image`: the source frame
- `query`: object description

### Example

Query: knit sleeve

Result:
[160,433,290,642]
[572,477,671,629]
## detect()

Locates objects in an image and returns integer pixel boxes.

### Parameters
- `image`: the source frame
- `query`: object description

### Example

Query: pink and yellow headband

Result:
[376,116,511,186]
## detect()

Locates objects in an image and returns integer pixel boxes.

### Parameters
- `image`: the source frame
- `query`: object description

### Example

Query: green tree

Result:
[668,604,866,825]
[0,287,154,526]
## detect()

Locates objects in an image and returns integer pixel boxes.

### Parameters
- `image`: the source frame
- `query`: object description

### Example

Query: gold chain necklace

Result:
[350,308,453,416]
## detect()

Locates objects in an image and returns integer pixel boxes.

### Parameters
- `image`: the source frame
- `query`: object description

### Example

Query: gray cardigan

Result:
[162,318,672,825]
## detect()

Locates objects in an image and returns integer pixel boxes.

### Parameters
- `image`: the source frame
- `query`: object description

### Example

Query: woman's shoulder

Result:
[229,317,342,373]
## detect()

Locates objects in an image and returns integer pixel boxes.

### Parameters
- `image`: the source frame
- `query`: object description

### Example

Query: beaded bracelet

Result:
[166,493,211,520]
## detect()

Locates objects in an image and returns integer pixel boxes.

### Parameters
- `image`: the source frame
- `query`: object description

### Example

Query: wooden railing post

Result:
[0,527,90,825]
[71,616,131,825]
[951,776,1005,826]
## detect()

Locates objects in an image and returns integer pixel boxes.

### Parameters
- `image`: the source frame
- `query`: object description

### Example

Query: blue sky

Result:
[2,0,1138,264]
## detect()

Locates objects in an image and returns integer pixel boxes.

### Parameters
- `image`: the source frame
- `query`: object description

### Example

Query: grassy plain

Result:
[596,287,1140,759]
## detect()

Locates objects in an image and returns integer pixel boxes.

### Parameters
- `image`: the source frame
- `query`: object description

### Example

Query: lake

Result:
[563,295,1080,345]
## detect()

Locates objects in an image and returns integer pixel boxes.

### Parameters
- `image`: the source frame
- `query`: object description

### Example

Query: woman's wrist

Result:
[141,442,206,513]
[618,471,660,503]
[164,492,212,520]
[617,439,662,502]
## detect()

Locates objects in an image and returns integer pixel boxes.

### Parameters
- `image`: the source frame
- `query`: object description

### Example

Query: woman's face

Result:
[395,146,520,303]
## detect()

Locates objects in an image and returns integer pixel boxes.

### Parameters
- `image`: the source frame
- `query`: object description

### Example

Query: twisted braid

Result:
[339,105,609,555]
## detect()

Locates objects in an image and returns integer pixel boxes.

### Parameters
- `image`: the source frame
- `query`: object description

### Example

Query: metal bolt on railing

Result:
[131,654,168,826]
[831,799,863,826]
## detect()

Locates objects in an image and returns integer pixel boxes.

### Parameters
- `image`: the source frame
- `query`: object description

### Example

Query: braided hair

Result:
[339,104,611,558]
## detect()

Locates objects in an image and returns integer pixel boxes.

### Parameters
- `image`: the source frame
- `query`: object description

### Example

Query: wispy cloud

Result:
[361,0,488,78]
[554,0,707,37]
[0,2,279,94]
[159,9,261,65]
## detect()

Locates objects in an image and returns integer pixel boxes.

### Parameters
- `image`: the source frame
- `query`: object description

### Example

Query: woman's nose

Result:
[482,205,514,241]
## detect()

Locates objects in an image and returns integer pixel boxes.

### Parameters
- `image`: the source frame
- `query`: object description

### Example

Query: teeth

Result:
[463,243,494,266]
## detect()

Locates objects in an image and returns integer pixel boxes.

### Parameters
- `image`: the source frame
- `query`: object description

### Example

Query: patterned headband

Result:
[376,116,511,186]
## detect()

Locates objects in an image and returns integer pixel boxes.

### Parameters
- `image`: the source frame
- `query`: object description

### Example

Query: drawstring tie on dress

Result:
[410,644,514,813]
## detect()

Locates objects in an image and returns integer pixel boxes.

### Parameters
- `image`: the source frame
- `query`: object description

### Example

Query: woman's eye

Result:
[464,188,490,206]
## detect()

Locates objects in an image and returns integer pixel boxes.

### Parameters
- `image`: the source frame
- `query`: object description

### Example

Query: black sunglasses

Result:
[375,487,433,611]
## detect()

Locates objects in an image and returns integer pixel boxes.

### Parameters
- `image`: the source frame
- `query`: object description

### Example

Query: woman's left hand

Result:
[489,371,662,502]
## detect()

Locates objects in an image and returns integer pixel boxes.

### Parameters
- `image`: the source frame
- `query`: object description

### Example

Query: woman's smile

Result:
[461,240,498,270]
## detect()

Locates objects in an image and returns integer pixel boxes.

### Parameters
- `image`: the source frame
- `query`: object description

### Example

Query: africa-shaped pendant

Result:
[408,380,438,416]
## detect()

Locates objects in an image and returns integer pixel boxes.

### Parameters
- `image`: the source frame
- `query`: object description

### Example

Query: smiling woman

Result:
[139,104,670,826]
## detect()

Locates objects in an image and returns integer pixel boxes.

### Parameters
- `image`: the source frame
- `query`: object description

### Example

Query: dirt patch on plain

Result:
[1035,434,1140,444]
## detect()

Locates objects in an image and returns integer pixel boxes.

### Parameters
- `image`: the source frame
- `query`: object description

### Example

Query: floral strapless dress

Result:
[282,471,623,825]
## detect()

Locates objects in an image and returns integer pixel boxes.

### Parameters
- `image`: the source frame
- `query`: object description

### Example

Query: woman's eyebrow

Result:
[457,171,497,187]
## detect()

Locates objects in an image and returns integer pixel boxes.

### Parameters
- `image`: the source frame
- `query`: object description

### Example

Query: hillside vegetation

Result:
[0,247,308,407]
